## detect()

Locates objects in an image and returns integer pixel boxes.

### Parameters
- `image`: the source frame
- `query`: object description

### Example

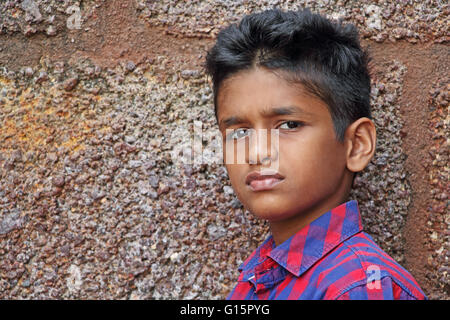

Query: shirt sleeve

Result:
[335,276,424,300]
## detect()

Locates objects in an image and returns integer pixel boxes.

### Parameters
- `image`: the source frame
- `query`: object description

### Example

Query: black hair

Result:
[205,8,371,141]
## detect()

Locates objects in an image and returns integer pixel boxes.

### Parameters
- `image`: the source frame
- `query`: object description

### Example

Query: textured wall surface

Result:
[0,0,448,299]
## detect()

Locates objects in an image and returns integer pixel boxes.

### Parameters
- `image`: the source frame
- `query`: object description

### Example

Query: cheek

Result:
[279,135,322,168]
[280,134,345,182]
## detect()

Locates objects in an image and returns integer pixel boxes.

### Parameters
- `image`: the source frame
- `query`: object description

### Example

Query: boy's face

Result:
[217,67,353,225]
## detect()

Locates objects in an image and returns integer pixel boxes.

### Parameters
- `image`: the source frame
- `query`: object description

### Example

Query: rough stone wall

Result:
[0,0,448,299]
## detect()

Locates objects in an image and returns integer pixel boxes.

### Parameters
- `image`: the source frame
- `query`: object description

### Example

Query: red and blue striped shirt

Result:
[227,200,427,300]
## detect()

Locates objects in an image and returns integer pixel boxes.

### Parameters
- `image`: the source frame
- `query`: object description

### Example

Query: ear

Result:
[344,117,376,172]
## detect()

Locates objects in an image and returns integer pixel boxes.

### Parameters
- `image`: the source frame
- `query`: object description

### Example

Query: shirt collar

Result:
[238,200,363,278]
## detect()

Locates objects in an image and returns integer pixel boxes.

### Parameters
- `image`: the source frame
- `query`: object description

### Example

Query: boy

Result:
[205,9,426,300]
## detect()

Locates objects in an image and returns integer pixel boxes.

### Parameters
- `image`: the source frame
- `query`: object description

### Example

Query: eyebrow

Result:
[261,106,310,118]
[219,106,311,129]
[219,115,246,129]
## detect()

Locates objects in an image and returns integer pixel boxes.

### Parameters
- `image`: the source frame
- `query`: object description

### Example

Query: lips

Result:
[245,170,285,192]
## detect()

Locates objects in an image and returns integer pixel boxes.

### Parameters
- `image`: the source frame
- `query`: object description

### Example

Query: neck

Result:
[269,180,352,246]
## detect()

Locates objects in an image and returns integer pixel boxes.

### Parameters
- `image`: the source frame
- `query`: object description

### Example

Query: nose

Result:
[247,128,279,167]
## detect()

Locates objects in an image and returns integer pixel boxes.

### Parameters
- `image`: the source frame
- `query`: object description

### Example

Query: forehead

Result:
[217,67,330,126]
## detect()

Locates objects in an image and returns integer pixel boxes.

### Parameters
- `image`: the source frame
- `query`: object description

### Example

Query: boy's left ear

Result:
[344,117,377,173]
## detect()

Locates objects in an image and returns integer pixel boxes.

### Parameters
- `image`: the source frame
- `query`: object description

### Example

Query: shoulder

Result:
[314,232,427,300]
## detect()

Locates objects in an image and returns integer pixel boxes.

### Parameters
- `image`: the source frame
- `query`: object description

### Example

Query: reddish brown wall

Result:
[0,0,448,299]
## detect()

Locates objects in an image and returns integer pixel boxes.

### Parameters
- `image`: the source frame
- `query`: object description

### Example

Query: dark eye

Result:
[279,121,302,129]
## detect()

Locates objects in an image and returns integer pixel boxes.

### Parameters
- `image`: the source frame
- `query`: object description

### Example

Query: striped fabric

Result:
[227,200,427,300]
